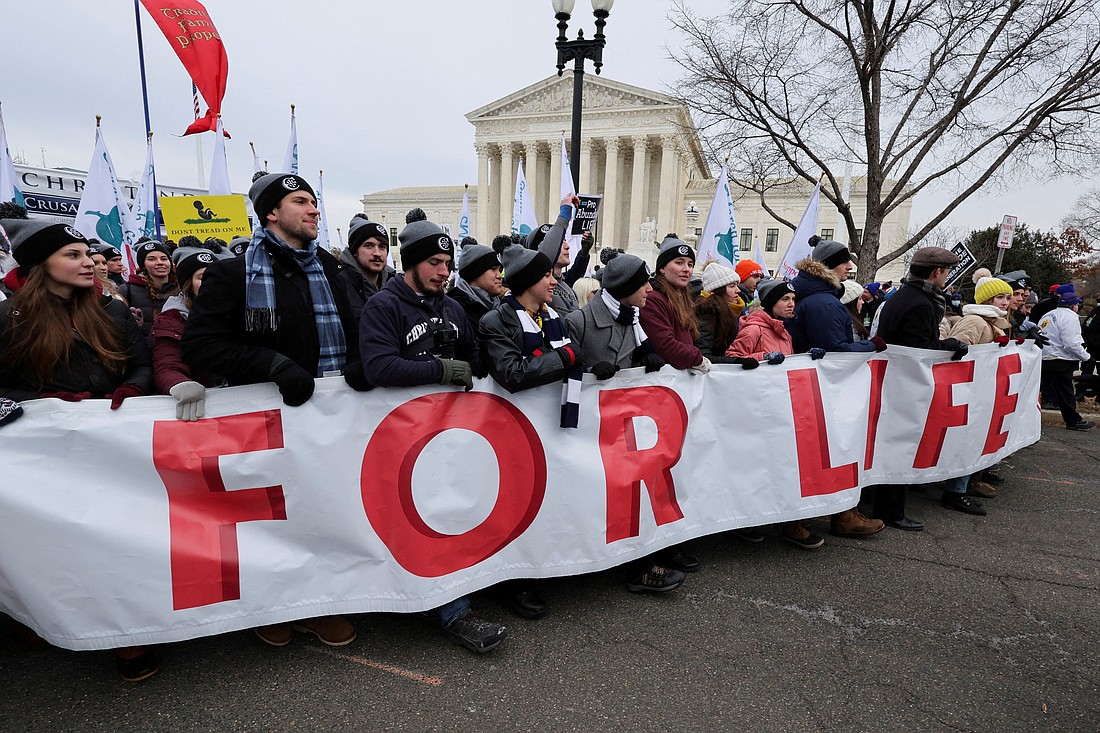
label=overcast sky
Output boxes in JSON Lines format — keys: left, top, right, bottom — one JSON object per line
{"left": 2, "top": 1, "right": 1085, "bottom": 242}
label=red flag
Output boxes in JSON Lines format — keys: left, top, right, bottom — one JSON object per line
{"left": 140, "top": 0, "right": 229, "bottom": 136}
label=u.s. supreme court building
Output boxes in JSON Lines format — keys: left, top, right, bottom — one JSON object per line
{"left": 361, "top": 73, "right": 913, "bottom": 279}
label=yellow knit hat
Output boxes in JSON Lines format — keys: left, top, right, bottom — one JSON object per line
{"left": 974, "top": 276, "right": 1014, "bottom": 305}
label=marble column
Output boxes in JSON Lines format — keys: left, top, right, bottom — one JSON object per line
{"left": 499, "top": 143, "right": 515, "bottom": 235}
{"left": 628, "top": 136, "right": 649, "bottom": 246}
{"left": 475, "top": 143, "right": 490, "bottom": 244}
{"left": 601, "top": 137, "right": 622, "bottom": 248}
{"left": 524, "top": 142, "right": 540, "bottom": 222}
{"left": 490, "top": 145, "right": 503, "bottom": 239}
{"left": 656, "top": 134, "right": 681, "bottom": 243}
{"left": 578, "top": 139, "right": 594, "bottom": 195}
{"left": 548, "top": 137, "right": 563, "bottom": 215}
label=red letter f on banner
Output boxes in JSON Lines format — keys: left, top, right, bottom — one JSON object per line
{"left": 153, "top": 411, "right": 287, "bottom": 610}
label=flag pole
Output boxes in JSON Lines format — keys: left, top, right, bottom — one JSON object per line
{"left": 133, "top": 1, "right": 161, "bottom": 239}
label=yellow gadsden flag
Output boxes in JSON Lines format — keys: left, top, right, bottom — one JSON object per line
{"left": 159, "top": 195, "right": 251, "bottom": 241}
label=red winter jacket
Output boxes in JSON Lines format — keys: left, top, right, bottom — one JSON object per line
{"left": 638, "top": 286, "right": 704, "bottom": 370}
{"left": 726, "top": 309, "right": 793, "bottom": 360}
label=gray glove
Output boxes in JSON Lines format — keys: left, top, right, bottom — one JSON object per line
{"left": 169, "top": 380, "right": 206, "bottom": 421}
{"left": 437, "top": 358, "right": 474, "bottom": 392}
{"left": 689, "top": 356, "right": 713, "bottom": 375}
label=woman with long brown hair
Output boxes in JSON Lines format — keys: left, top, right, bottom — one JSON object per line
{"left": 0, "top": 210, "right": 156, "bottom": 682}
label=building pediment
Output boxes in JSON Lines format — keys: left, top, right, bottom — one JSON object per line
{"left": 466, "top": 74, "right": 677, "bottom": 121}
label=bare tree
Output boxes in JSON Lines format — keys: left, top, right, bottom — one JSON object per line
{"left": 1062, "top": 187, "right": 1100, "bottom": 245}
{"left": 670, "top": 0, "right": 1100, "bottom": 278}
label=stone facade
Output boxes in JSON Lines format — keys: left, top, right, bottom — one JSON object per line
{"left": 361, "top": 73, "right": 913, "bottom": 281}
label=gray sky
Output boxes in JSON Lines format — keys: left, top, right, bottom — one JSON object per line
{"left": 2, "top": 1, "right": 1085, "bottom": 241}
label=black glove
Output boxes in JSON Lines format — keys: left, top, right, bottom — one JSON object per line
{"left": 590, "top": 361, "right": 620, "bottom": 380}
{"left": 870, "top": 336, "right": 888, "bottom": 352}
{"left": 763, "top": 351, "right": 785, "bottom": 365}
{"left": 437, "top": 358, "right": 474, "bottom": 392}
{"left": 940, "top": 338, "right": 969, "bottom": 361}
{"left": 269, "top": 356, "right": 315, "bottom": 406}
{"left": 1032, "top": 333, "right": 1050, "bottom": 348}
{"left": 735, "top": 357, "right": 759, "bottom": 370}
{"left": 580, "top": 230, "right": 595, "bottom": 254}
{"left": 809, "top": 348, "right": 826, "bottom": 360}
{"left": 343, "top": 363, "right": 374, "bottom": 392}
{"left": 641, "top": 351, "right": 665, "bottom": 373}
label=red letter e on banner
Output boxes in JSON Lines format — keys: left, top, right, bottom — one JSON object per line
{"left": 153, "top": 411, "right": 287, "bottom": 611}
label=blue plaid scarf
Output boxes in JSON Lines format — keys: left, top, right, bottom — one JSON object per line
{"left": 244, "top": 227, "right": 346, "bottom": 376}
{"left": 504, "top": 293, "right": 584, "bottom": 428}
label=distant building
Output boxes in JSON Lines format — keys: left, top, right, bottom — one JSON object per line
{"left": 362, "top": 73, "right": 914, "bottom": 280}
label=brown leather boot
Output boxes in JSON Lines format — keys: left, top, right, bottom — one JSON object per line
{"left": 830, "top": 508, "right": 885, "bottom": 538}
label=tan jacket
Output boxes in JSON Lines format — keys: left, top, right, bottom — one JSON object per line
{"left": 947, "top": 304, "right": 1011, "bottom": 346}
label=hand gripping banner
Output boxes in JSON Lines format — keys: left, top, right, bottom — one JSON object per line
{"left": 0, "top": 344, "right": 1041, "bottom": 650}
{"left": 140, "top": 0, "right": 229, "bottom": 136}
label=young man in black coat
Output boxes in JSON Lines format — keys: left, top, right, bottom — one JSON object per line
{"left": 872, "top": 246, "right": 980, "bottom": 524}
{"left": 181, "top": 173, "right": 367, "bottom": 649}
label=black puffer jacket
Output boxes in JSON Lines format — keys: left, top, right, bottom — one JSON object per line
{"left": 118, "top": 273, "right": 180, "bottom": 341}
{"left": 0, "top": 297, "right": 152, "bottom": 401}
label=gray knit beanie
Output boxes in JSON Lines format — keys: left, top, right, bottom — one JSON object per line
{"left": 655, "top": 233, "right": 695, "bottom": 272}
{"left": 502, "top": 245, "right": 552, "bottom": 294}
{"left": 602, "top": 253, "right": 650, "bottom": 301}
{"left": 398, "top": 219, "right": 454, "bottom": 269}
{"left": 348, "top": 217, "right": 388, "bottom": 253}
{"left": 458, "top": 244, "right": 502, "bottom": 282}
{"left": 808, "top": 236, "right": 851, "bottom": 269}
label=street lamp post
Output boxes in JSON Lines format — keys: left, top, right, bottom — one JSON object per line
{"left": 553, "top": 0, "right": 614, "bottom": 193}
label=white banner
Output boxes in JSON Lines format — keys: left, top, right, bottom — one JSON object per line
{"left": 0, "top": 344, "right": 1041, "bottom": 650}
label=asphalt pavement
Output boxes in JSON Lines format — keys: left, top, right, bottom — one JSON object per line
{"left": 2, "top": 420, "right": 1098, "bottom": 733}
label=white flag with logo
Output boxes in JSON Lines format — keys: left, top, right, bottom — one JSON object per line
{"left": 315, "top": 171, "right": 331, "bottom": 250}
{"left": 560, "top": 133, "right": 583, "bottom": 268}
{"left": 208, "top": 117, "right": 232, "bottom": 196}
{"left": 777, "top": 181, "right": 821, "bottom": 281}
{"left": 0, "top": 105, "right": 24, "bottom": 207}
{"left": 282, "top": 108, "right": 298, "bottom": 175}
{"left": 696, "top": 165, "right": 739, "bottom": 269}
{"left": 75, "top": 125, "right": 141, "bottom": 274}
{"left": 512, "top": 161, "right": 538, "bottom": 238}
{"left": 132, "top": 136, "right": 159, "bottom": 240}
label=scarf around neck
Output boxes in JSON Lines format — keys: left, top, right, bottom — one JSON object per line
{"left": 504, "top": 293, "right": 583, "bottom": 428}
{"left": 600, "top": 288, "right": 655, "bottom": 357}
{"left": 244, "top": 227, "right": 346, "bottom": 377}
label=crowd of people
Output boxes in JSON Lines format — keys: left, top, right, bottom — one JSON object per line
{"left": 0, "top": 174, "right": 1094, "bottom": 682}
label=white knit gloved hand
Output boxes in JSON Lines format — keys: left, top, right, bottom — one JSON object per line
{"left": 689, "top": 356, "right": 712, "bottom": 375}
{"left": 169, "top": 381, "right": 206, "bottom": 421}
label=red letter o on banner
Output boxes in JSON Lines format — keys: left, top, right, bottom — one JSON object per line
{"left": 361, "top": 393, "right": 546, "bottom": 578}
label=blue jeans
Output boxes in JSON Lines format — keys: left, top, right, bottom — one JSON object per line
{"left": 436, "top": 596, "right": 470, "bottom": 628}
{"left": 945, "top": 474, "right": 971, "bottom": 495}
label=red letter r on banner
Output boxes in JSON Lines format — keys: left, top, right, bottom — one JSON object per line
{"left": 598, "top": 386, "right": 688, "bottom": 544}
{"left": 153, "top": 411, "right": 288, "bottom": 611}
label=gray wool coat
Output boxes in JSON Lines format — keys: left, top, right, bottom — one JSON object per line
{"left": 565, "top": 293, "right": 642, "bottom": 370}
